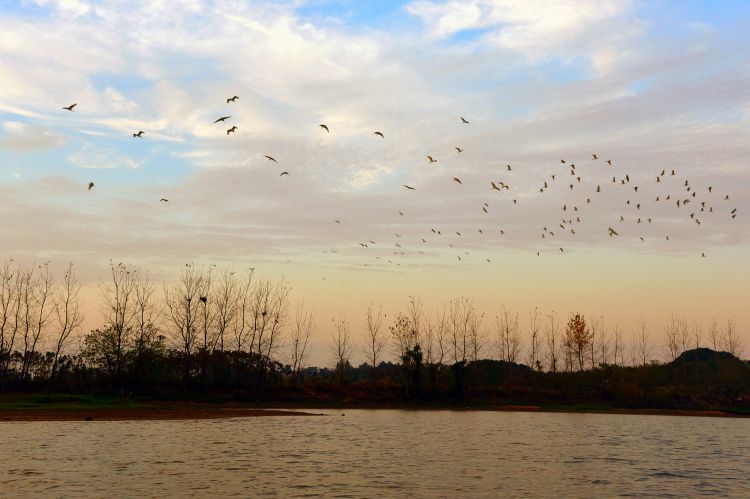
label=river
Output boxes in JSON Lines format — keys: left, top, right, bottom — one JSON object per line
{"left": 1, "top": 410, "right": 748, "bottom": 497}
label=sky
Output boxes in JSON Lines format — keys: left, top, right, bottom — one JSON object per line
{"left": 0, "top": 0, "right": 749, "bottom": 365}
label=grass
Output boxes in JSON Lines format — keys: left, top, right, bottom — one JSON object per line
{"left": 0, "top": 393, "right": 156, "bottom": 412}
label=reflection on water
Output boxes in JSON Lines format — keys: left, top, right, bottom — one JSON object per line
{"left": 1, "top": 410, "right": 748, "bottom": 497}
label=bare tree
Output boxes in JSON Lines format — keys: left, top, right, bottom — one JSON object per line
{"left": 197, "top": 265, "right": 217, "bottom": 357}
{"left": 433, "top": 304, "right": 448, "bottom": 367}
{"left": 99, "top": 261, "right": 139, "bottom": 381}
{"left": 231, "top": 268, "right": 255, "bottom": 352}
{"left": 163, "top": 264, "right": 203, "bottom": 384}
{"left": 363, "top": 303, "right": 387, "bottom": 369}
{"left": 0, "top": 260, "right": 18, "bottom": 383}
{"left": 496, "top": 306, "right": 522, "bottom": 364}
{"left": 691, "top": 320, "right": 702, "bottom": 351}
{"left": 612, "top": 324, "right": 624, "bottom": 366}
{"left": 633, "top": 319, "right": 651, "bottom": 366}
{"left": 545, "top": 311, "right": 560, "bottom": 372}
{"left": 448, "top": 298, "right": 480, "bottom": 364}
{"left": 708, "top": 318, "right": 720, "bottom": 351}
{"left": 250, "top": 276, "right": 290, "bottom": 374}
{"left": 722, "top": 319, "right": 744, "bottom": 358}
{"left": 598, "top": 321, "right": 611, "bottom": 366}
{"left": 331, "top": 315, "right": 352, "bottom": 379}
{"left": 664, "top": 315, "right": 687, "bottom": 361}
{"left": 589, "top": 315, "right": 603, "bottom": 369}
{"left": 528, "top": 307, "right": 542, "bottom": 370}
{"left": 21, "top": 262, "right": 54, "bottom": 381}
{"left": 406, "top": 296, "right": 423, "bottom": 349}
{"left": 289, "top": 303, "right": 315, "bottom": 375}
{"left": 51, "top": 262, "right": 84, "bottom": 379}
{"left": 214, "top": 268, "right": 239, "bottom": 352}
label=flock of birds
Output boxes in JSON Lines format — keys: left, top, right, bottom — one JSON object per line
{"left": 61, "top": 98, "right": 738, "bottom": 265}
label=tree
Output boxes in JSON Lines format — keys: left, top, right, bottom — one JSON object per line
{"left": 249, "top": 276, "right": 290, "bottom": 378}
{"left": 390, "top": 312, "right": 414, "bottom": 360}
{"left": 496, "top": 306, "right": 522, "bottom": 364}
{"left": 708, "top": 318, "right": 720, "bottom": 351}
{"left": 363, "top": 304, "right": 387, "bottom": 371}
{"left": 633, "top": 319, "right": 651, "bottom": 366}
{"left": 528, "top": 307, "right": 542, "bottom": 370}
{"left": 564, "top": 313, "right": 590, "bottom": 371}
{"left": 612, "top": 324, "right": 624, "bottom": 366}
{"left": 99, "top": 261, "right": 139, "bottom": 382}
{"left": 722, "top": 319, "right": 743, "bottom": 358}
{"left": 289, "top": 303, "right": 315, "bottom": 375}
{"left": 21, "top": 262, "right": 54, "bottom": 381}
{"left": 664, "top": 315, "right": 687, "bottom": 362}
{"left": 51, "top": 262, "right": 84, "bottom": 380}
{"left": 330, "top": 315, "right": 352, "bottom": 381}
{"left": 545, "top": 311, "right": 560, "bottom": 372}
{"left": 163, "top": 264, "right": 203, "bottom": 385}
{"left": 132, "top": 270, "right": 160, "bottom": 383}
{"left": 230, "top": 268, "right": 255, "bottom": 352}
{"left": 214, "top": 268, "right": 239, "bottom": 352}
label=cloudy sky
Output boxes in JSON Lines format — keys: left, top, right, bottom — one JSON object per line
{"left": 1, "top": 0, "right": 748, "bottom": 363}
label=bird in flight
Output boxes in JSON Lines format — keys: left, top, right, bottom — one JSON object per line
{"left": 87, "top": 182, "right": 95, "bottom": 191}
{"left": 427, "top": 155, "right": 437, "bottom": 163}
{"left": 200, "top": 296, "right": 208, "bottom": 303}
{"left": 453, "top": 177, "right": 462, "bottom": 185}
{"left": 399, "top": 211, "right": 405, "bottom": 216}
{"left": 455, "top": 147, "right": 463, "bottom": 153}
{"left": 374, "top": 131, "right": 384, "bottom": 138}
{"left": 227, "top": 126, "right": 238, "bottom": 135}
{"left": 227, "top": 96, "right": 239, "bottom": 103}
{"left": 592, "top": 154, "right": 598, "bottom": 160}
{"left": 213, "top": 116, "right": 231, "bottom": 124}
{"left": 160, "top": 198, "right": 169, "bottom": 203}
{"left": 264, "top": 155, "right": 277, "bottom": 163}
{"left": 319, "top": 124, "right": 329, "bottom": 133}
{"left": 403, "top": 185, "right": 415, "bottom": 190}
{"left": 62, "top": 103, "right": 77, "bottom": 112}
{"left": 460, "top": 116, "right": 469, "bottom": 124}
{"left": 280, "top": 171, "right": 290, "bottom": 176}
{"left": 133, "top": 131, "right": 145, "bottom": 138}
{"left": 506, "top": 164, "right": 512, "bottom": 171}
{"left": 335, "top": 220, "right": 341, "bottom": 224}
{"left": 608, "top": 227, "right": 619, "bottom": 237}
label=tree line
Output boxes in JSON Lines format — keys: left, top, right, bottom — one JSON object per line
{"left": 0, "top": 260, "right": 746, "bottom": 407}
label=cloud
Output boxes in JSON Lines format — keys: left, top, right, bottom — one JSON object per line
{"left": 0, "top": 121, "right": 65, "bottom": 151}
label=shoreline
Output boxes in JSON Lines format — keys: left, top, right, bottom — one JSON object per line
{"left": 0, "top": 403, "right": 747, "bottom": 421}
{"left": 0, "top": 406, "right": 321, "bottom": 422}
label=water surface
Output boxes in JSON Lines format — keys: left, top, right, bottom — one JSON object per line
{"left": 1, "top": 410, "right": 748, "bottom": 497}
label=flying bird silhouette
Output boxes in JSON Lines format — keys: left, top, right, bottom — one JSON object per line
{"left": 133, "top": 131, "right": 144, "bottom": 138}
{"left": 227, "top": 126, "right": 238, "bottom": 135}
{"left": 227, "top": 96, "right": 239, "bottom": 103}
{"left": 87, "top": 182, "right": 95, "bottom": 191}
{"left": 319, "top": 124, "right": 329, "bottom": 133}
{"left": 460, "top": 116, "right": 469, "bottom": 124}
{"left": 374, "top": 131, "right": 384, "bottom": 138}
{"left": 280, "top": 171, "right": 289, "bottom": 176}
{"left": 427, "top": 155, "right": 437, "bottom": 163}
{"left": 160, "top": 198, "right": 169, "bottom": 203}
{"left": 453, "top": 177, "right": 462, "bottom": 184}
{"left": 264, "top": 155, "right": 277, "bottom": 163}
{"left": 213, "top": 116, "right": 231, "bottom": 123}
{"left": 403, "top": 185, "right": 415, "bottom": 190}
{"left": 455, "top": 147, "right": 463, "bottom": 153}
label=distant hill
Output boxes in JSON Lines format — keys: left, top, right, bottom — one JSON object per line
{"left": 671, "top": 348, "right": 744, "bottom": 366}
